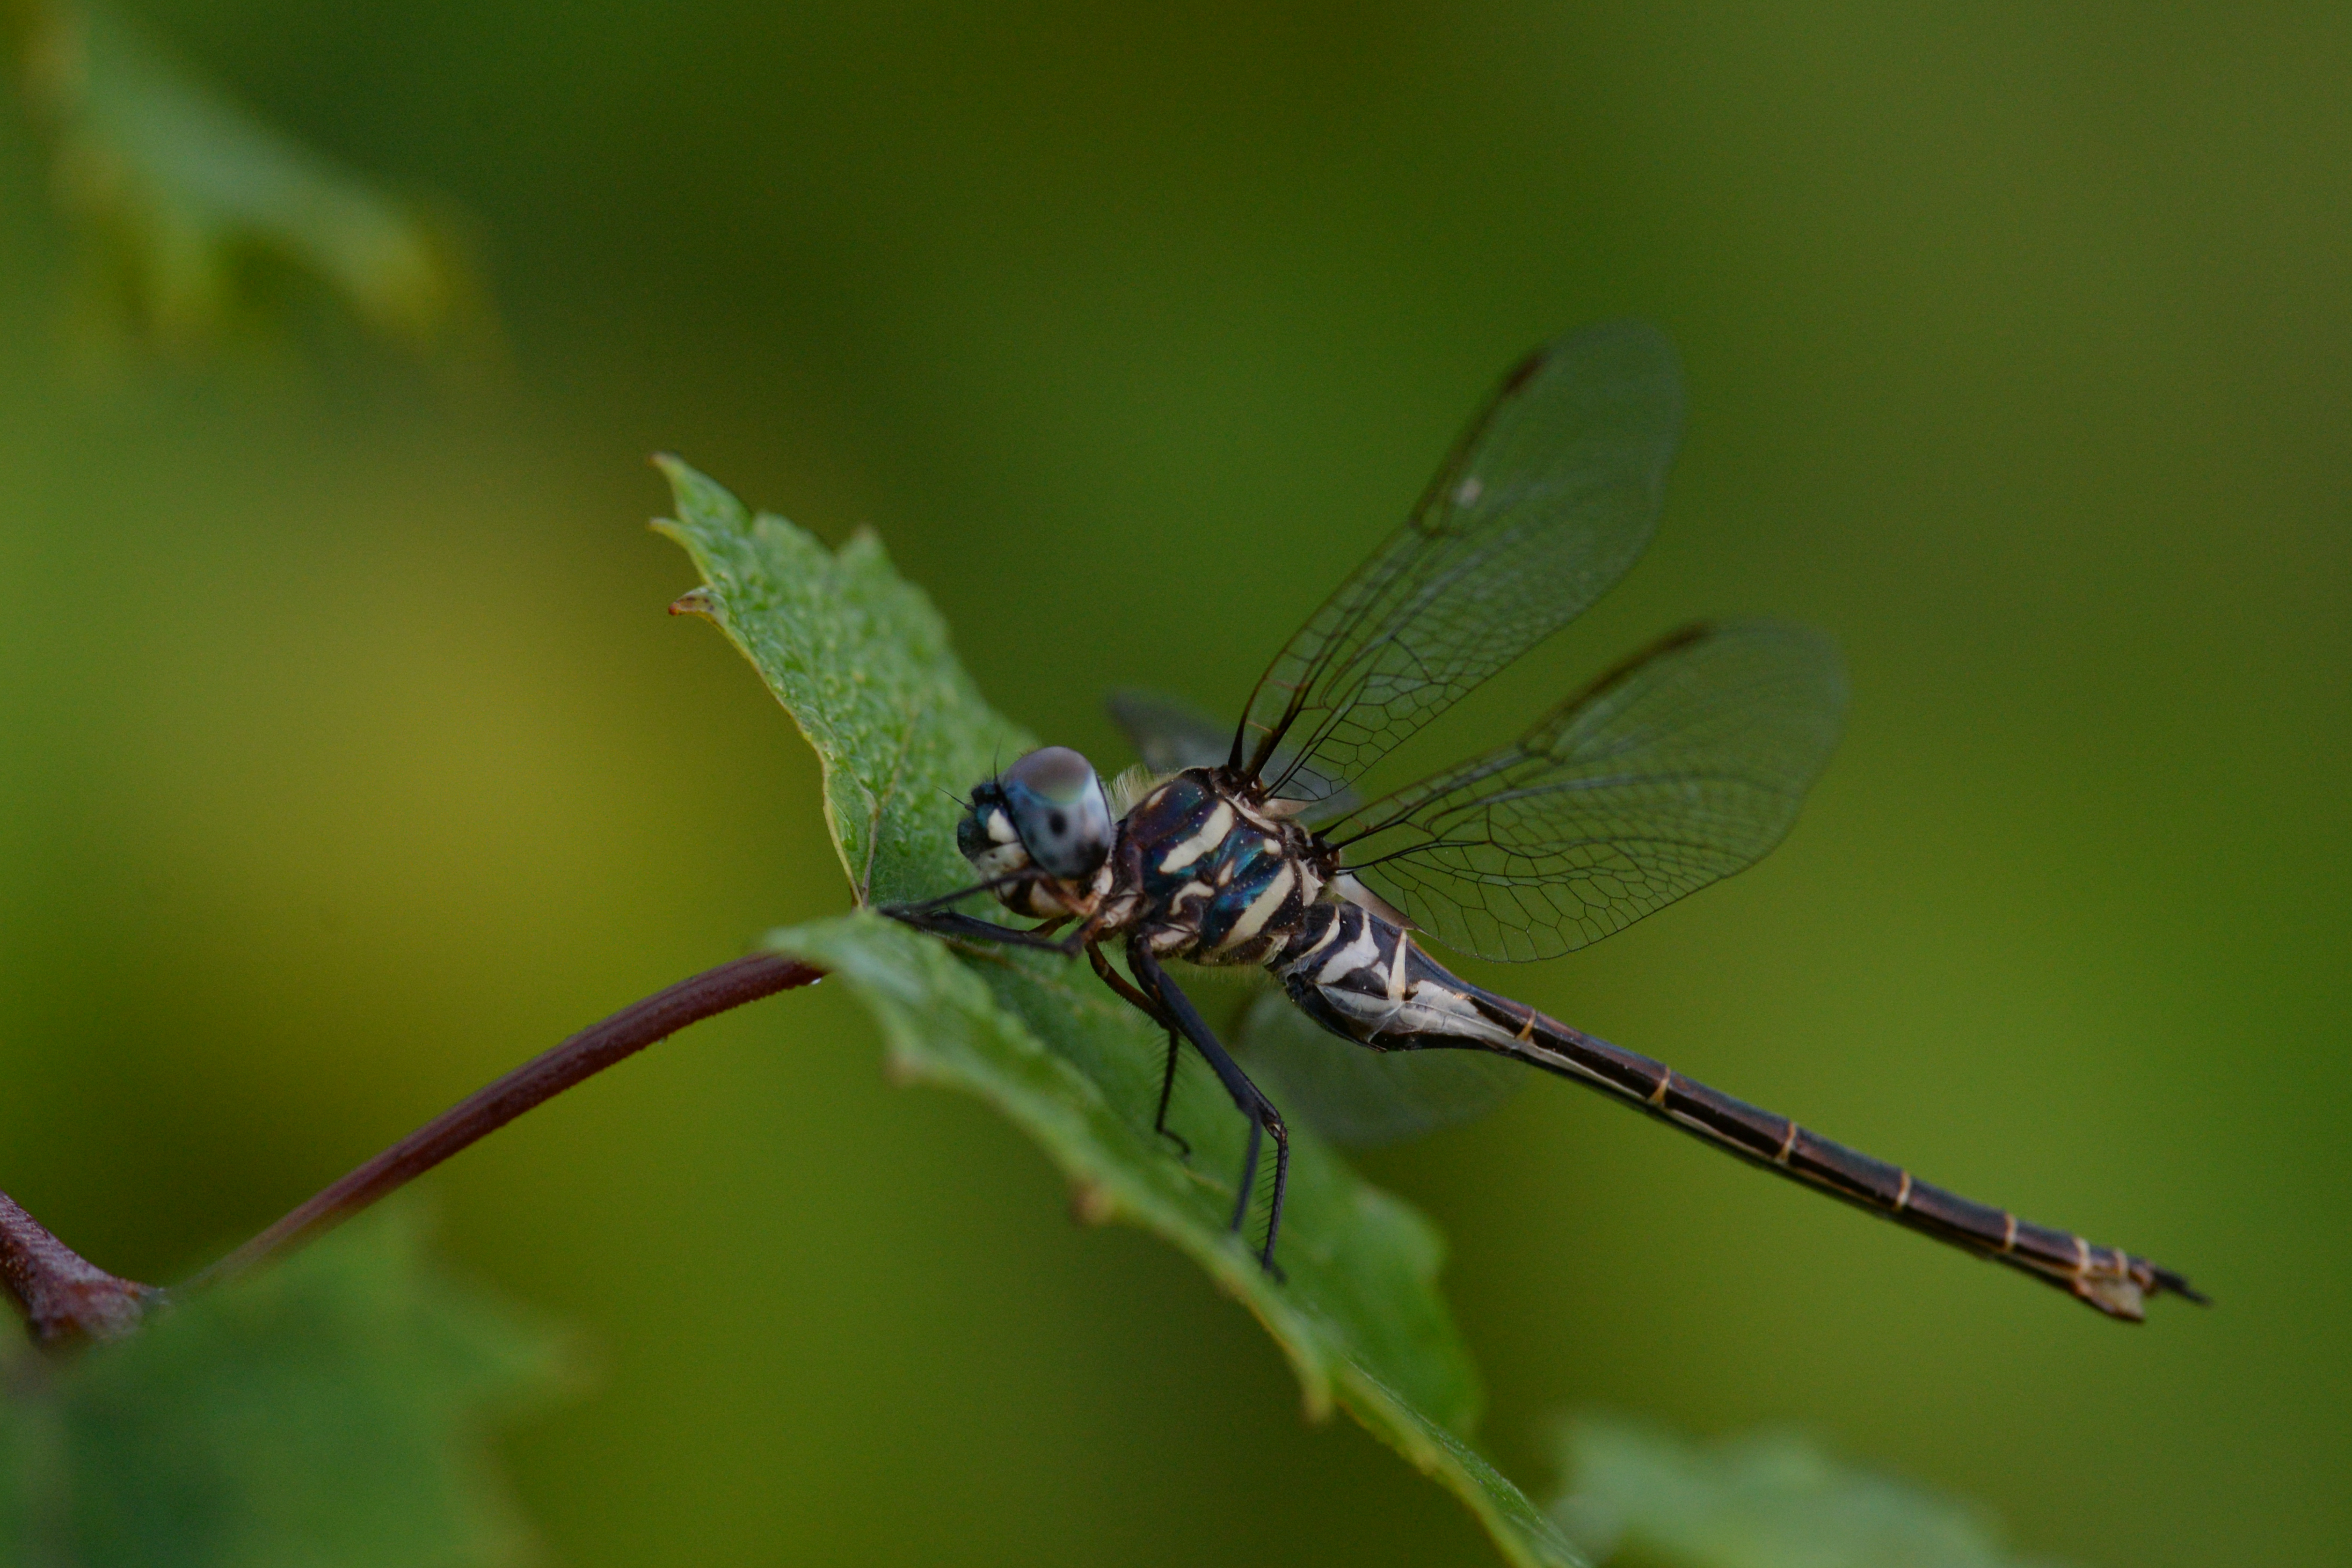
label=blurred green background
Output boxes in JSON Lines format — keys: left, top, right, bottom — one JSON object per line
{"left": 2, "top": 3, "right": 2345, "bottom": 1564}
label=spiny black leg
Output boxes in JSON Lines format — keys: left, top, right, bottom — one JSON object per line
{"left": 887, "top": 880, "right": 1001, "bottom": 916}
{"left": 1232, "top": 1107, "right": 1287, "bottom": 1277}
{"left": 883, "top": 872, "right": 1090, "bottom": 954}
{"left": 1153, "top": 1032, "right": 1192, "bottom": 1158}
{"left": 1128, "top": 939, "right": 1291, "bottom": 1277}
{"left": 1083, "top": 944, "right": 1193, "bottom": 1158}
{"left": 884, "top": 906, "right": 1086, "bottom": 956}
{"left": 1230, "top": 1116, "right": 1262, "bottom": 1233}
{"left": 1259, "top": 1112, "right": 1289, "bottom": 1278}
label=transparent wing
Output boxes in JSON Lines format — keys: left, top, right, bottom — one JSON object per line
{"left": 1234, "top": 989, "right": 1525, "bottom": 1147}
{"left": 1234, "top": 321, "right": 1685, "bottom": 805}
{"left": 1108, "top": 688, "right": 1364, "bottom": 818}
{"left": 1318, "top": 622, "right": 1847, "bottom": 963}
{"left": 1106, "top": 689, "right": 1234, "bottom": 774}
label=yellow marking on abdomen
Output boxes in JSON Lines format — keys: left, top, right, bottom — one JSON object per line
{"left": 1385, "top": 931, "right": 1413, "bottom": 1002}
{"left": 1286, "top": 913, "right": 1343, "bottom": 971}
{"left": 1315, "top": 922, "right": 1381, "bottom": 985}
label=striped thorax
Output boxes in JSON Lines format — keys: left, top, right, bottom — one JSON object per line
{"left": 1119, "top": 768, "right": 1330, "bottom": 965}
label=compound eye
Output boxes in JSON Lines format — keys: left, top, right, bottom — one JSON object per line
{"left": 999, "top": 746, "right": 1113, "bottom": 880}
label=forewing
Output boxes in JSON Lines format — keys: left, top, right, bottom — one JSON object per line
{"left": 1106, "top": 688, "right": 1235, "bottom": 774}
{"left": 1235, "top": 322, "right": 1684, "bottom": 805}
{"left": 1319, "top": 622, "right": 1846, "bottom": 962}
{"left": 1235, "top": 989, "right": 1526, "bottom": 1147}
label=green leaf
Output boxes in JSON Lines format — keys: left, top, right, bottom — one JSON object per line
{"left": 656, "top": 458, "right": 1583, "bottom": 1568}
{"left": 1548, "top": 1415, "right": 2069, "bottom": 1568}
{"left": 653, "top": 456, "right": 1007, "bottom": 909}
{"left": 0, "top": 1207, "right": 560, "bottom": 1567}
{"left": 5, "top": 0, "right": 478, "bottom": 350}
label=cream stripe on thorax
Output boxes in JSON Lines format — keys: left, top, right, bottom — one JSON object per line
{"left": 1217, "top": 864, "right": 1296, "bottom": 950}
{"left": 1157, "top": 802, "right": 1234, "bottom": 873}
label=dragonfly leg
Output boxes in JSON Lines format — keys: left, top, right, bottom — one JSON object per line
{"left": 1084, "top": 944, "right": 1192, "bottom": 1158}
{"left": 1152, "top": 1033, "right": 1192, "bottom": 1159}
{"left": 886, "top": 879, "right": 1003, "bottom": 916}
{"left": 1233, "top": 1117, "right": 1262, "bottom": 1231}
{"left": 1130, "top": 939, "right": 1290, "bottom": 1275}
{"left": 880, "top": 871, "right": 1096, "bottom": 954}
{"left": 882, "top": 903, "right": 1086, "bottom": 956}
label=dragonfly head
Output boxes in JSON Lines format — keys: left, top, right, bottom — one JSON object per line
{"left": 958, "top": 746, "right": 1115, "bottom": 887}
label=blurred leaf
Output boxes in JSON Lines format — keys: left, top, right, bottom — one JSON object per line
{"left": 656, "top": 459, "right": 1583, "bottom": 1568}
{"left": 4, "top": 0, "right": 479, "bottom": 350}
{"left": 1549, "top": 1416, "right": 2067, "bottom": 1568}
{"left": 0, "top": 1207, "right": 559, "bottom": 1567}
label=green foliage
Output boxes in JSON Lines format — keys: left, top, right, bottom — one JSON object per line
{"left": 1549, "top": 1416, "right": 2066, "bottom": 1568}
{"left": 656, "top": 458, "right": 1583, "bottom": 1568}
{"left": 3, "top": 0, "right": 477, "bottom": 349}
{"left": 0, "top": 1209, "right": 559, "bottom": 1567}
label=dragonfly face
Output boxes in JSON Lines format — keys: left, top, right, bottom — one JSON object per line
{"left": 956, "top": 745, "right": 1117, "bottom": 917}
{"left": 897, "top": 320, "right": 2199, "bottom": 1319}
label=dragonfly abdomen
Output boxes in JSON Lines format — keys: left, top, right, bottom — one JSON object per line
{"left": 1270, "top": 902, "right": 2201, "bottom": 1321}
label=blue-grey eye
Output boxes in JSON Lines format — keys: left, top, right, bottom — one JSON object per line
{"left": 997, "top": 746, "right": 1113, "bottom": 880}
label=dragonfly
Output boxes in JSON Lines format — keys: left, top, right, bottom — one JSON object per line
{"left": 886, "top": 321, "right": 2202, "bottom": 1322}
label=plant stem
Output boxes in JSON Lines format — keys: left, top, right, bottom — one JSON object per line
{"left": 4, "top": 949, "right": 822, "bottom": 1341}
{"left": 0, "top": 1190, "right": 152, "bottom": 1343}
{"left": 192, "top": 951, "right": 821, "bottom": 1289}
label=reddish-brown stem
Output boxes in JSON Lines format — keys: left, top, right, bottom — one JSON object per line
{"left": 192, "top": 951, "right": 822, "bottom": 1289}
{"left": 0, "top": 1189, "right": 152, "bottom": 1343}
{"left": 3, "top": 950, "right": 822, "bottom": 1341}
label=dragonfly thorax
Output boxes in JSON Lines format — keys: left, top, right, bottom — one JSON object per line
{"left": 1120, "top": 768, "right": 1331, "bottom": 967}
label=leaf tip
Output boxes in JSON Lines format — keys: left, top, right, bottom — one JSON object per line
{"left": 650, "top": 454, "right": 750, "bottom": 535}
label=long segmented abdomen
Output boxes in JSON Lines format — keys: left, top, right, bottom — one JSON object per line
{"left": 1271, "top": 903, "right": 2202, "bottom": 1321}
